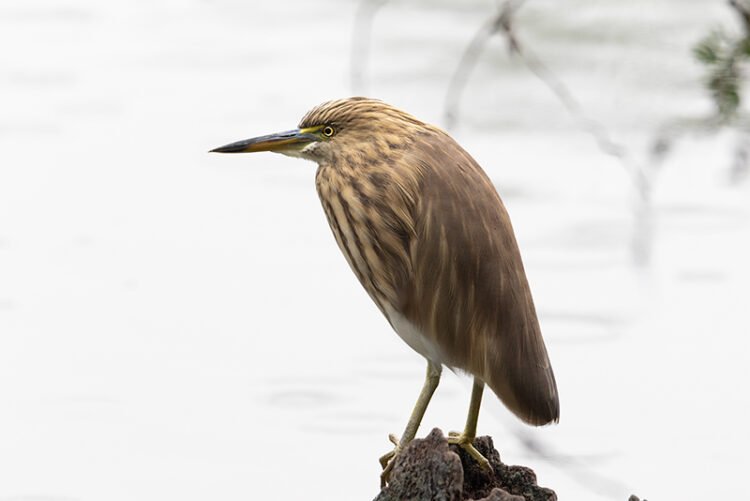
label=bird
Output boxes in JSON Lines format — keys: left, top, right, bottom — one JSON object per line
{"left": 211, "top": 97, "right": 559, "bottom": 485}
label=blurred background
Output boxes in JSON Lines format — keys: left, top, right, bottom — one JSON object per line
{"left": 1, "top": 0, "right": 749, "bottom": 499}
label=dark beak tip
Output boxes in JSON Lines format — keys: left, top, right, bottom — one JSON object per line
{"left": 210, "top": 129, "right": 314, "bottom": 155}
{"left": 210, "top": 144, "right": 243, "bottom": 154}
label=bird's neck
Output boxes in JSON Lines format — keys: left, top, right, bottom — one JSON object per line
{"left": 314, "top": 159, "right": 419, "bottom": 320}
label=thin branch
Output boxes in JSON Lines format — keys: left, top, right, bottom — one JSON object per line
{"left": 444, "top": 1, "right": 649, "bottom": 196}
{"left": 505, "top": 32, "right": 628, "bottom": 161}
{"left": 444, "top": 0, "right": 526, "bottom": 129}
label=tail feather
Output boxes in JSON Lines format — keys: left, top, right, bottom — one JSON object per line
{"left": 485, "top": 346, "right": 560, "bottom": 426}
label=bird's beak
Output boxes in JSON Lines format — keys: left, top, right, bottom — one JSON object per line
{"left": 209, "top": 127, "right": 319, "bottom": 154}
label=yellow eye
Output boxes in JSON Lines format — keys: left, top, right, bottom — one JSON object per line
{"left": 322, "top": 126, "right": 335, "bottom": 137}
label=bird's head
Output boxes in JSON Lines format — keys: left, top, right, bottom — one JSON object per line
{"left": 210, "top": 97, "right": 428, "bottom": 164}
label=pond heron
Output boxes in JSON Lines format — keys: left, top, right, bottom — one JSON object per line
{"left": 211, "top": 97, "right": 559, "bottom": 485}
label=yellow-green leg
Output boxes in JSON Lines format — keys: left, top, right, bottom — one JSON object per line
{"left": 379, "top": 360, "right": 442, "bottom": 486}
{"left": 448, "top": 377, "right": 492, "bottom": 470}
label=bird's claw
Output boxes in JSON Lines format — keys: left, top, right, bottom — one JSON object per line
{"left": 448, "top": 432, "right": 492, "bottom": 471}
{"left": 379, "top": 433, "right": 402, "bottom": 487}
{"left": 388, "top": 433, "right": 400, "bottom": 447}
{"left": 378, "top": 433, "right": 400, "bottom": 467}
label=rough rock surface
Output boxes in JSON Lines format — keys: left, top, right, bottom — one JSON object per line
{"left": 374, "top": 428, "right": 556, "bottom": 501}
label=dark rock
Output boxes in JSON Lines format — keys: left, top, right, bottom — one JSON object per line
{"left": 375, "top": 428, "right": 463, "bottom": 501}
{"left": 374, "top": 428, "right": 556, "bottom": 501}
{"left": 475, "top": 488, "right": 525, "bottom": 501}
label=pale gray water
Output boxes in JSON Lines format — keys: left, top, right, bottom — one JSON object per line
{"left": 1, "top": 1, "right": 749, "bottom": 500}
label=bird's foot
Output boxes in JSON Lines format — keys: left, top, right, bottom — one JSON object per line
{"left": 378, "top": 433, "right": 401, "bottom": 487}
{"left": 448, "top": 431, "right": 492, "bottom": 471}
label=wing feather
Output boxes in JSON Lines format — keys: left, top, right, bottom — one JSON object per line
{"left": 400, "top": 131, "right": 559, "bottom": 425}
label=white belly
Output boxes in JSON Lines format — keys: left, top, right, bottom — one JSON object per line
{"left": 384, "top": 304, "right": 444, "bottom": 364}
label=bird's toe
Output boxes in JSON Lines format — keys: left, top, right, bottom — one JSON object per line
{"left": 448, "top": 433, "right": 493, "bottom": 472}
{"left": 378, "top": 433, "right": 403, "bottom": 486}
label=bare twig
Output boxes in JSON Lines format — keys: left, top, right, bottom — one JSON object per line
{"left": 444, "top": 0, "right": 648, "bottom": 197}
{"left": 443, "top": 1, "right": 659, "bottom": 266}
{"left": 444, "top": 0, "right": 526, "bottom": 129}
{"left": 501, "top": 16, "right": 629, "bottom": 162}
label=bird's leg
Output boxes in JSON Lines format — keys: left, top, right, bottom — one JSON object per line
{"left": 379, "top": 360, "right": 442, "bottom": 486}
{"left": 448, "top": 377, "right": 492, "bottom": 471}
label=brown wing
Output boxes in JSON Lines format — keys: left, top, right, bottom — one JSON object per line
{"left": 400, "top": 130, "right": 559, "bottom": 426}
